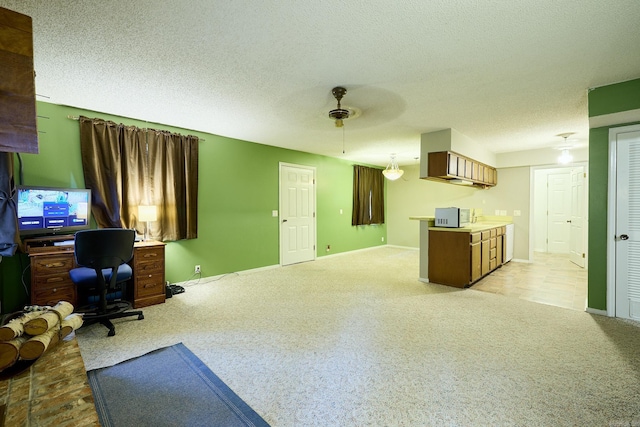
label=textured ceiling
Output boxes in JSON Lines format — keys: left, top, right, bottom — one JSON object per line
{"left": 2, "top": 0, "right": 640, "bottom": 166}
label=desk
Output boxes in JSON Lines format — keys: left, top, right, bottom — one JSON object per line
{"left": 25, "top": 236, "right": 166, "bottom": 309}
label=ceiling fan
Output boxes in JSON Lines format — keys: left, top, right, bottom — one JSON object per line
{"left": 328, "top": 86, "right": 350, "bottom": 127}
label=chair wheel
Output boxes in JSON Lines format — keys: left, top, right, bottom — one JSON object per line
{"left": 108, "top": 329, "right": 116, "bottom": 337}
{"left": 138, "top": 314, "right": 144, "bottom": 320}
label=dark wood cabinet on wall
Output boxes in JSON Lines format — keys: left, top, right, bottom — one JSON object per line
{"left": 426, "top": 151, "right": 497, "bottom": 188}
{"left": 0, "top": 7, "right": 38, "bottom": 154}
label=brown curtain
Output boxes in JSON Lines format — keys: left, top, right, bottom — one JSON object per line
{"left": 352, "top": 165, "right": 385, "bottom": 226}
{"left": 79, "top": 116, "right": 198, "bottom": 241}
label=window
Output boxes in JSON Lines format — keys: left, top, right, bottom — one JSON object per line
{"left": 352, "top": 165, "right": 384, "bottom": 226}
{"left": 79, "top": 116, "right": 198, "bottom": 241}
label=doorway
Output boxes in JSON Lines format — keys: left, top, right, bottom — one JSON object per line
{"left": 532, "top": 164, "right": 587, "bottom": 267}
{"left": 279, "top": 163, "right": 316, "bottom": 266}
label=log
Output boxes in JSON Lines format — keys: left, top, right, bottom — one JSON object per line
{"left": 0, "top": 337, "right": 27, "bottom": 370}
{"left": 24, "top": 301, "right": 74, "bottom": 336}
{"left": 19, "top": 327, "right": 60, "bottom": 360}
{"left": 60, "top": 314, "right": 84, "bottom": 338}
{"left": 0, "top": 311, "right": 43, "bottom": 341}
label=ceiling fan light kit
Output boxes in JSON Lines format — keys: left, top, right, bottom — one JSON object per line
{"left": 328, "top": 86, "right": 350, "bottom": 127}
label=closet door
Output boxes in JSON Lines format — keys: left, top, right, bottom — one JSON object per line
{"left": 613, "top": 126, "right": 640, "bottom": 320}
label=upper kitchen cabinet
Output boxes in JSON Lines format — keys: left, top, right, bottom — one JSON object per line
{"left": 0, "top": 7, "right": 38, "bottom": 154}
{"left": 426, "top": 151, "right": 497, "bottom": 188}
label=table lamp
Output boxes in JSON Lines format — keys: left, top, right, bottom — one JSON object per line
{"left": 138, "top": 205, "right": 158, "bottom": 241}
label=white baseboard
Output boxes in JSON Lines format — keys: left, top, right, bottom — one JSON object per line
{"left": 585, "top": 307, "right": 609, "bottom": 317}
{"left": 385, "top": 244, "right": 419, "bottom": 250}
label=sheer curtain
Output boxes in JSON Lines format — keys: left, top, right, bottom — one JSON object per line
{"left": 352, "top": 165, "right": 385, "bottom": 226}
{"left": 79, "top": 116, "right": 198, "bottom": 241}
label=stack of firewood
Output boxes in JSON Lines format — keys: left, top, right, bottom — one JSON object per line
{"left": 0, "top": 301, "right": 83, "bottom": 371}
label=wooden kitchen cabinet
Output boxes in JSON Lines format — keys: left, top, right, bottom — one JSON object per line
{"left": 0, "top": 7, "right": 38, "bottom": 153}
{"left": 426, "top": 151, "right": 497, "bottom": 187}
{"left": 428, "top": 225, "right": 508, "bottom": 288}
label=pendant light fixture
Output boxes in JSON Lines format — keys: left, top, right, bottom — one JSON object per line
{"left": 556, "top": 132, "right": 575, "bottom": 164}
{"left": 382, "top": 154, "right": 404, "bottom": 181}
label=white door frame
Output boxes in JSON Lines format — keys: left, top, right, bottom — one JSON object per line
{"left": 529, "top": 163, "right": 588, "bottom": 263}
{"left": 279, "top": 162, "right": 317, "bottom": 266}
{"left": 606, "top": 124, "right": 640, "bottom": 317}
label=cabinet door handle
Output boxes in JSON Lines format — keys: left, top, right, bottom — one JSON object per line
{"left": 620, "top": 234, "right": 629, "bottom": 240}
{"left": 143, "top": 253, "right": 158, "bottom": 258}
{"left": 46, "top": 277, "right": 64, "bottom": 283}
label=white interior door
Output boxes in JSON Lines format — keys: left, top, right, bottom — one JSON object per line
{"left": 280, "top": 163, "right": 316, "bottom": 266}
{"left": 569, "top": 166, "right": 586, "bottom": 267}
{"left": 547, "top": 172, "right": 571, "bottom": 253}
{"left": 613, "top": 128, "right": 640, "bottom": 320}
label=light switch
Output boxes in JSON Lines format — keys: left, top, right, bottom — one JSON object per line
{"left": 340, "top": 209, "right": 343, "bottom": 215}
{"left": 272, "top": 210, "right": 278, "bottom": 217}
{"left": 513, "top": 210, "right": 521, "bottom": 217}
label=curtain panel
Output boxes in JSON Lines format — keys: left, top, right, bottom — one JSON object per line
{"left": 79, "top": 116, "right": 198, "bottom": 241}
{"left": 352, "top": 165, "right": 384, "bottom": 226}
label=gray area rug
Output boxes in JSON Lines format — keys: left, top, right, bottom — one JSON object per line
{"left": 87, "top": 343, "right": 270, "bottom": 427}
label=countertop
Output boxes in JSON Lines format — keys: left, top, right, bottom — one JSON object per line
{"left": 409, "top": 215, "right": 513, "bottom": 233}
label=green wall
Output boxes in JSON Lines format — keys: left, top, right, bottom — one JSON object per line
{"left": 0, "top": 102, "right": 386, "bottom": 313}
{"left": 587, "top": 78, "right": 640, "bottom": 310}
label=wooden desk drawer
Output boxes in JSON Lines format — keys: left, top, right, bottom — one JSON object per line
{"left": 31, "top": 254, "right": 75, "bottom": 274}
{"left": 489, "top": 259, "right": 497, "bottom": 271}
{"left": 490, "top": 237, "right": 497, "bottom": 249}
{"left": 490, "top": 228, "right": 497, "bottom": 238}
{"left": 481, "top": 231, "right": 491, "bottom": 240}
{"left": 136, "top": 275, "right": 164, "bottom": 298}
{"left": 32, "top": 285, "right": 76, "bottom": 307}
{"left": 33, "top": 273, "right": 73, "bottom": 290}
{"left": 490, "top": 248, "right": 497, "bottom": 260}
{"left": 470, "top": 232, "right": 481, "bottom": 244}
{"left": 134, "top": 246, "right": 163, "bottom": 265}
{"left": 135, "top": 259, "right": 164, "bottom": 275}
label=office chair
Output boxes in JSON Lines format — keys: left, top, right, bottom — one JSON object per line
{"left": 69, "top": 228, "right": 144, "bottom": 336}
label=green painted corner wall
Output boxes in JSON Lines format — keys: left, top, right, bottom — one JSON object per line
{"left": 588, "top": 78, "right": 640, "bottom": 117}
{"left": 587, "top": 77, "right": 640, "bottom": 311}
{"left": 0, "top": 102, "right": 386, "bottom": 312}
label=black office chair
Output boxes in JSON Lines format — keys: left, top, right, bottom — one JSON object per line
{"left": 69, "top": 228, "right": 144, "bottom": 336}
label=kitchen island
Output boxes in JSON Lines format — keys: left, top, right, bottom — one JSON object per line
{"left": 410, "top": 216, "right": 513, "bottom": 288}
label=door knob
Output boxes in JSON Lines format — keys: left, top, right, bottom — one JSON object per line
{"left": 620, "top": 234, "right": 629, "bottom": 240}
{"left": 282, "top": 219, "right": 288, "bottom": 223}
{"left": 566, "top": 220, "right": 572, "bottom": 223}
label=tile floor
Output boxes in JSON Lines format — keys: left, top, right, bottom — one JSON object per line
{"left": 471, "top": 252, "right": 588, "bottom": 311}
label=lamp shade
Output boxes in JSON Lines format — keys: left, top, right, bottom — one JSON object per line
{"left": 138, "top": 205, "right": 158, "bottom": 222}
{"left": 382, "top": 168, "right": 404, "bottom": 181}
{"left": 383, "top": 155, "right": 404, "bottom": 181}
{"left": 558, "top": 149, "right": 573, "bottom": 165}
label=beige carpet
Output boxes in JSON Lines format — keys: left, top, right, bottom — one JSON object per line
{"left": 76, "top": 247, "right": 640, "bottom": 426}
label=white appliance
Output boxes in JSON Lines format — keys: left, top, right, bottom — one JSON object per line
{"left": 435, "top": 207, "right": 471, "bottom": 228}
{"left": 505, "top": 223, "right": 514, "bottom": 262}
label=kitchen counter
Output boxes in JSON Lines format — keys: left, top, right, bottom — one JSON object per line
{"left": 409, "top": 215, "right": 513, "bottom": 287}
{"left": 410, "top": 215, "right": 512, "bottom": 232}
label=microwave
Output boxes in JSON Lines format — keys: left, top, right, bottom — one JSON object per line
{"left": 435, "top": 207, "right": 471, "bottom": 228}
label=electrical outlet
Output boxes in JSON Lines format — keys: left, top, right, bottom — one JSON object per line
{"left": 194, "top": 265, "right": 201, "bottom": 274}
{"left": 381, "top": 237, "right": 385, "bottom": 242}
{"left": 326, "top": 244, "right": 331, "bottom": 252}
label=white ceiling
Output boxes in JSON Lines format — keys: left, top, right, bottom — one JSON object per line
{"left": 3, "top": 1, "right": 640, "bottom": 167}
